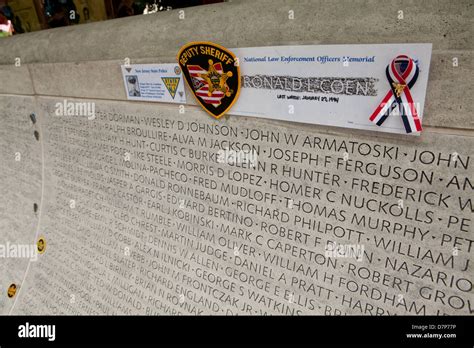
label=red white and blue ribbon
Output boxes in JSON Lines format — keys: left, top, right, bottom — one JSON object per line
{"left": 369, "top": 55, "right": 422, "bottom": 133}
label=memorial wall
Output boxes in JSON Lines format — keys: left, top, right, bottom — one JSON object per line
{"left": 0, "top": 0, "right": 472, "bottom": 316}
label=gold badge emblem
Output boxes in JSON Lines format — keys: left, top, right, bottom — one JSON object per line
{"left": 392, "top": 82, "right": 406, "bottom": 98}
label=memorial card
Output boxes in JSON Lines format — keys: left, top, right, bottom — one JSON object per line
{"left": 121, "top": 64, "right": 187, "bottom": 104}
{"left": 231, "top": 44, "right": 432, "bottom": 135}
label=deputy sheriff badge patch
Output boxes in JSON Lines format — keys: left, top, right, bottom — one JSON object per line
{"left": 177, "top": 42, "right": 240, "bottom": 119}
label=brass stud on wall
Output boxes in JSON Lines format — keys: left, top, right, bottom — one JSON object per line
{"left": 7, "top": 284, "right": 17, "bottom": 298}
{"left": 37, "top": 237, "right": 46, "bottom": 254}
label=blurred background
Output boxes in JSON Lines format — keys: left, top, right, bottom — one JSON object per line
{"left": 0, "top": 0, "right": 224, "bottom": 36}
